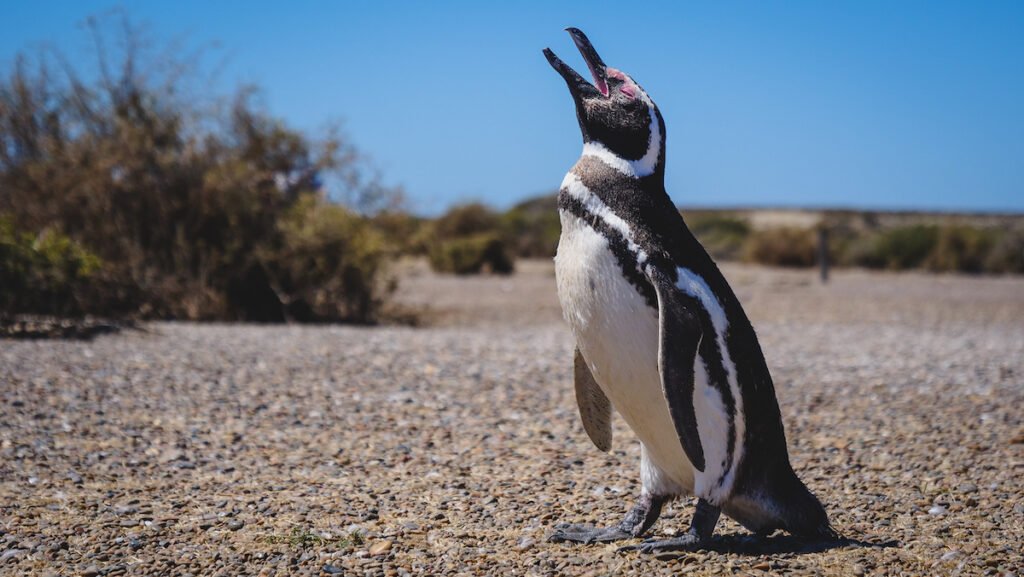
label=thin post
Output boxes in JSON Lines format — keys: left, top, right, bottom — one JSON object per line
{"left": 818, "top": 226, "right": 829, "bottom": 283}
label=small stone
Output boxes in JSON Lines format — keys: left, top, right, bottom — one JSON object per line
{"left": 227, "top": 520, "right": 244, "bottom": 531}
{"left": 81, "top": 567, "right": 101, "bottom": 577}
{"left": 957, "top": 482, "right": 977, "bottom": 493}
{"left": 753, "top": 561, "right": 771, "bottom": 571}
{"left": 516, "top": 537, "right": 535, "bottom": 551}
{"left": 1, "top": 549, "right": 28, "bottom": 561}
{"left": 927, "top": 505, "right": 947, "bottom": 516}
{"left": 940, "top": 550, "right": 960, "bottom": 561}
{"left": 322, "top": 564, "right": 345, "bottom": 574}
{"left": 368, "top": 540, "right": 392, "bottom": 556}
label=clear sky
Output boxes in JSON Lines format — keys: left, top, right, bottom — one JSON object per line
{"left": 2, "top": 1, "right": 1023, "bottom": 214}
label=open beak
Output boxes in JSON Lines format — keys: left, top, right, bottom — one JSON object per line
{"left": 543, "top": 27, "right": 609, "bottom": 98}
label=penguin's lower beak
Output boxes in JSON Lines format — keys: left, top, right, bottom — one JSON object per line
{"left": 543, "top": 27, "right": 609, "bottom": 99}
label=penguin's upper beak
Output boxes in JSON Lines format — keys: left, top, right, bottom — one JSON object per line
{"left": 543, "top": 27, "right": 609, "bottom": 99}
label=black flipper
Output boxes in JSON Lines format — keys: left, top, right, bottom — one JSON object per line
{"left": 574, "top": 348, "right": 613, "bottom": 452}
{"left": 649, "top": 268, "right": 706, "bottom": 472}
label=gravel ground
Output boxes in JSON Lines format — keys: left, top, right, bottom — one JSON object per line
{"left": 2, "top": 261, "right": 1023, "bottom": 576}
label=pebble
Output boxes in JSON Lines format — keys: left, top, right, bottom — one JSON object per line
{"left": 957, "top": 482, "right": 978, "bottom": 493}
{"left": 1, "top": 549, "right": 27, "bottom": 562}
{"left": 368, "top": 541, "right": 392, "bottom": 556}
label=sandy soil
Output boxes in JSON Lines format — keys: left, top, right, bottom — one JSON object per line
{"left": 2, "top": 261, "right": 1022, "bottom": 576}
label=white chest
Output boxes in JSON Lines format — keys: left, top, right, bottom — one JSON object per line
{"left": 554, "top": 211, "right": 697, "bottom": 492}
{"left": 554, "top": 208, "right": 745, "bottom": 502}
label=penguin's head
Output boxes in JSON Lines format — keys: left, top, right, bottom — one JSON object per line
{"left": 544, "top": 28, "right": 664, "bottom": 175}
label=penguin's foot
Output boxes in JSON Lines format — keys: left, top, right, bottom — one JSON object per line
{"left": 548, "top": 523, "right": 632, "bottom": 544}
{"left": 617, "top": 532, "right": 705, "bottom": 553}
{"left": 619, "top": 497, "right": 721, "bottom": 554}
{"left": 549, "top": 493, "right": 668, "bottom": 545}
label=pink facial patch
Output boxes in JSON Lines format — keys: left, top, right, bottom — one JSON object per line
{"left": 607, "top": 68, "right": 636, "bottom": 99}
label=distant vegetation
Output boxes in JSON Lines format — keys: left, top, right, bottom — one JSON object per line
{"left": 2, "top": 15, "right": 1020, "bottom": 326}
{"left": 423, "top": 199, "right": 1024, "bottom": 275}
{"left": 424, "top": 203, "right": 514, "bottom": 275}
{"left": 0, "top": 15, "right": 401, "bottom": 323}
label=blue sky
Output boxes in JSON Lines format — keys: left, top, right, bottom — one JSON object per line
{"left": 2, "top": 1, "right": 1023, "bottom": 214}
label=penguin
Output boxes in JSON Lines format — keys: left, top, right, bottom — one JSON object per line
{"left": 543, "top": 28, "right": 837, "bottom": 552}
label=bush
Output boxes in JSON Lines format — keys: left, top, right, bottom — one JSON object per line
{"left": 743, "top": 227, "right": 817, "bottom": 268}
{"left": 253, "top": 196, "right": 391, "bottom": 323}
{"left": 925, "top": 225, "right": 998, "bottom": 273}
{"left": 370, "top": 211, "right": 427, "bottom": 255}
{"left": 433, "top": 203, "right": 502, "bottom": 239}
{"left": 425, "top": 203, "right": 516, "bottom": 274}
{"left": 687, "top": 212, "right": 751, "bottom": 260}
{"left": 501, "top": 196, "right": 561, "bottom": 258}
{"left": 0, "top": 15, "right": 397, "bottom": 323}
{"left": 985, "top": 229, "right": 1024, "bottom": 274}
{"left": 0, "top": 215, "right": 107, "bottom": 317}
{"left": 428, "top": 234, "right": 514, "bottom": 275}
{"left": 844, "top": 225, "right": 939, "bottom": 270}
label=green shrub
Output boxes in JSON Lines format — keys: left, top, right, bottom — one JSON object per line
{"left": 253, "top": 195, "right": 391, "bottom": 323}
{"left": 687, "top": 213, "right": 752, "bottom": 260}
{"left": 433, "top": 203, "right": 503, "bottom": 239}
{"left": 984, "top": 229, "right": 1024, "bottom": 274}
{"left": 0, "top": 215, "right": 104, "bottom": 317}
{"left": 844, "top": 225, "right": 939, "bottom": 270}
{"left": 428, "top": 234, "right": 514, "bottom": 275}
{"left": 501, "top": 196, "right": 561, "bottom": 258}
{"left": 925, "top": 225, "right": 998, "bottom": 273}
{"left": 426, "top": 203, "right": 516, "bottom": 274}
{"left": 0, "top": 16, "right": 398, "bottom": 322}
{"left": 743, "top": 227, "right": 817, "bottom": 268}
{"left": 370, "top": 211, "right": 427, "bottom": 255}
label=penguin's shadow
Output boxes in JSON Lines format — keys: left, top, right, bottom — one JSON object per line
{"left": 695, "top": 533, "right": 897, "bottom": 556}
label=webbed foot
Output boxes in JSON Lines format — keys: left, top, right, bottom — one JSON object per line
{"left": 549, "top": 523, "right": 631, "bottom": 544}
{"left": 618, "top": 532, "right": 705, "bottom": 553}
{"left": 549, "top": 493, "right": 666, "bottom": 546}
{"left": 618, "top": 498, "right": 721, "bottom": 554}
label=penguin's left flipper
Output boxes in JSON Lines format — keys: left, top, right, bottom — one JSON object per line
{"left": 650, "top": 269, "right": 706, "bottom": 472}
{"left": 574, "top": 348, "right": 613, "bottom": 452}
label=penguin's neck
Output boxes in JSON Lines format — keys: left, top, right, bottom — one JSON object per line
{"left": 580, "top": 101, "right": 665, "bottom": 183}
{"left": 579, "top": 141, "right": 666, "bottom": 194}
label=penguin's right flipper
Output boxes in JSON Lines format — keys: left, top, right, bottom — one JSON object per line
{"left": 649, "top": 271, "right": 706, "bottom": 472}
{"left": 574, "top": 348, "right": 613, "bottom": 452}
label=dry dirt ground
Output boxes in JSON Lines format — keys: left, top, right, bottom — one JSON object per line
{"left": 2, "top": 261, "right": 1023, "bottom": 576}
